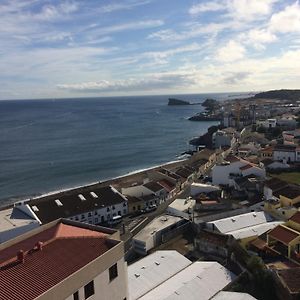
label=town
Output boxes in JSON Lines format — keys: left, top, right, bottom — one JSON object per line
{"left": 0, "top": 90, "right": 300, "bottom": 300}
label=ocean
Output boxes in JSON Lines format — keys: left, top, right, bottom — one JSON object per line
{"left": 0, "top": 93, "right": 238, "bottom": 206}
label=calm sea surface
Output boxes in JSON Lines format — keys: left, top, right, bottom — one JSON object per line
{"left": 0, "top": 93, "right": 241, "bottom": 205}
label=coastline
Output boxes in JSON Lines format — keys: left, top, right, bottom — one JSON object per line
{"left": 0, "top": 158, "right": 188, "bottom": 209}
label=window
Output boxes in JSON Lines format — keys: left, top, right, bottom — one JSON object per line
{"left": 73, "top": 291, "right": 79, "bottom": 300}
{"left": 88, "top": 212, "right": 92, "bottom": 217}
{"left": 112, "top": 206, "right": 115, "bottom": 210}
{"left": 109, "top": 263, "right": 118, "bottom": 281}
{"left": 123, "top": 202, "right": 127, "bottom": 207}
{"left": 81, "top": 214, "right": 85, "bottom": 219}
{"left": 107, "top": 207, "right": 110, "bottom": 212}
{"left": 118, "top": 211, "right": 121, "bottom": 216}
{"left": 84, "top": 281, "right": 94, "bottom": 299}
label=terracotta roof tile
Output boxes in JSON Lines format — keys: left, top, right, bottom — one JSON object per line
{"left": 268, "top": 225, "right": 299, "bottom": 245}
{"left": 0, "top": 222, "right": 115, "bottom": 300}
{"left": 290, "top": 212, "right": 300, "bottom": 225}
{"left": 240, "top": 164, "right": 253, "bottom": 171}
{"left": 277, "top": 267, "right": 300, "bottom": 294}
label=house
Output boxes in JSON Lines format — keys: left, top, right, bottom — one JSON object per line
{"left": 267, "top": 212, "right": 300, "bottom": 265}
{"left": 167, "top": 198, "right": 195, "bottom": 219}
{"left": 273, "top": 144, "right": 298, "bottom": 163}
{"left": 132, "top": 215, "right": 189, "bottom": 255}
{"left": 277, "top": 117, "right": 297, "bottom": 129}
{"left": 274, "top": 267, "right": 300, "bottom": 300}
{"left": 264, "top": 182, "right": 300, "bottom": 220}
{"left": 157, "top": 179, "right": 177, "bottom": 199}
{"left": 0, "top": 219, "right": 128, "bottom": 300}
{"left": 15, "top": 185, "right": 128, "bottom": 225}
{"left": 194, "top": 230, "right": 232, "bottom": 258}
{"left": 256, "top": 118, "right": 277, "bottom": 128}
{"left": 212, "top": 155, "right": 266, "bottom": 186}
{"left": 260, "top": 146, "right": 274, "bottom": 159}
{"left": 122, "top": 181, "right": 166, "bottom": 201}
{"left": 0, "top": 207, "right": 40, "bottom": 244}
{"left": 190, "top": 182, "right": 221, "bottom": 196}
{"left": 212, "top": 129, "right": 236, "bottom": 149}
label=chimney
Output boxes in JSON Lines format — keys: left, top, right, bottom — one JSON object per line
{"left": 17, "top": 250, "right": 25, "bottom": 263}
{"left": 36, "top": 241, "right": 43, "bottom": 251}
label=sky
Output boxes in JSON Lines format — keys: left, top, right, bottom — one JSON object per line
{"left": 0, "top": 0, "right": 300, "bottom": 100}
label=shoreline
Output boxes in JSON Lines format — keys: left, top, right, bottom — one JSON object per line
{"left": 0, "top": 158, "right": 188, "bottom": 209}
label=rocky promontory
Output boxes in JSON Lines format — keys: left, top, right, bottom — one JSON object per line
{"left": 168, "top": 98, "right": 191, "bottom": 105}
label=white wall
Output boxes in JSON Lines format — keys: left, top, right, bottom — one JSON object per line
{"left": 65, "top": 258, "right": 128, "bottom": 300}
{"left": 273, "top": 150, "right": 296, "bottom": 162}
{"left": 190, "top": 183, "right": 220, "bottom": 196}
{"left": 122, "top": 185, "right": 151, "bottom": 197}
{"left": 212, "top": 161, "right": 245, "bottom": 185}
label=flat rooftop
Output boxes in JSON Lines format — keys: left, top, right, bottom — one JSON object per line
{"left": 168, "top": 198, "right": 195, "bottom": 212}
{"left": 128, "top": 250, "right": 191, "bottom": 300}
{"left": 0, "top": 208, "right": 38, "bottom": 233}
{"left": 133, "top": 215, "right": 183, "bottom": 242}
{"left": 212, "top": 291, "right": 257, "bottom": 299}
{"left": 0, "top": 219, "right": 119, "bottom": 300}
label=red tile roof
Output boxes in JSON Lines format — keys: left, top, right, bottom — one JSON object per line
{"left": 0, "top": 222, "right": 115, "bottom": 300}
{"left": 268, "top": 225, "right": 299, "bottom": 245}
{"left": 225, "top": 155, "right": 240, "bottom": 163}
{"left": 158, "top": 179, "right": 175, "bottom": 192}
{"left": 290, "top": 212, "right": 300, "bottom": 225}
{"left": 277, "top": 267, "right": 300, "bottom": 294}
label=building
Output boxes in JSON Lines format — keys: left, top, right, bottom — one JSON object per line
{"left": 206, "top": 211, "right": 281, "bottom": 245}
{"left": 190, "top": 182, "right": 221, "bottom": 196}
{"left": 15, "top": 185, "right": 128, "bottom": 225}
{"left": 273, "top": 145, "right": 298, "bottom": 163}
{"left": 212, "top": 291, "right": 257, "bottom": 299}
{"left": 138, "top": 261, "right": 236, "bottom": 300}
{"left": 194, "top": 230, "right": 232, "bottom": 258}
{"left": 211, "top": 156, "right": 265, "bottom": 186}
{"left": 167, "top": 198, "right": 195, "bottom": 219}
{"left": 127, "top": 250, "right": 191, "bottom": 300}
{"left": 132, "top": 215, "right": 189, "bottom": 255}
{"left": 212, "top": 130, "right": 236, "bottom": 149}
{"left": 267, "top": 212, "right": 300, "bottom": 265}
{"left": 256, "top": 118, "right": 277, "bottom": 129}
{"left": 0, "top": 207, "right": 40, "bottom": 244}
{"left": 0, "top": 219, "right": 128, "bottom": 300}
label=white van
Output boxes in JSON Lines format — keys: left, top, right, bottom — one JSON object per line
{"left": 108, "top": 215, "right": 122, "bottom": 226}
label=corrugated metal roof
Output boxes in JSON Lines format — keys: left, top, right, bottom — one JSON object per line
{"left": 212, "top": 291, "right": 257, "bottom": 299}
{"left": 227, "top": 221, "right": 283, "bottom": 240}
{"left": 128, "top": 251, "right": 191, "bottom": 300}
{"left": 208, "top": 212, "right": 273, "bottom": 234}
{"left": 139, "top": 261, "right": 236, "bottom": 300}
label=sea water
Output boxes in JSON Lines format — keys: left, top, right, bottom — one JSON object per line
{"left": 0, "top": 93, "right": 239, "bottom": 205}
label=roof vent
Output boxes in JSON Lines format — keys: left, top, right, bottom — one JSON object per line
{"left": 134, "top": 273, "right": 140, "bottom": 278}
{"left": 17, "top": 250, "right": 25, "bottom": 263}
{"left": 155, "top": 261, "right": 160, "bottom": 266}
{"left": 231, "top": 218, "right": 236, "bottom": 222}
{"left": 78, "top": 194, "right": 86, "bottom": 201}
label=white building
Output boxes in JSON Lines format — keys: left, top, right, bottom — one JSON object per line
{"left": 206, "top": 211, "right": 280, "bottom": 241}
{"left": 167, "top": 198, "right": 195, "bottom": 219}
{"left": 139, "top": 261, "right": 236, "bottom": 300}
{"left": 212, "top": 130, "right": 236, "bottom": 149}
{"left": 0, "top": 207, "right": 40, "bottom": 243}
{"left": 256, "top": 119, "right": 277, "bottom": 128}
{"left": 212, "top": 156, "right": 265, "bottom": 186}
{"left": 190, "top": 182, "right": 221, "bottom": 196}
{"left": 132, "top": 215, "right": 188, "bottom": 255}
{"left": 15, "top": 185, "right": 128, "bottom": 225}
{"left": 273, "top": 144, "right": 297, "bottom": 163}
{"left": 128, "top": 250, "right": 191, "bottom": 300}
{"left": 0, "top": 219, "right": 128, "bottom": 300}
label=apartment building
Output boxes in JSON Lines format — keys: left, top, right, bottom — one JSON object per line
{"left": 0, "top": 219, "right": 128, "bottom": 300}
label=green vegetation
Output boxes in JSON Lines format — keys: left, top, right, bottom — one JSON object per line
{"left": 271, "top": 172, "right": 300, "bottom": 185}
{"left": 254, "top": 89, "right": 300, "bottom": 102}
{"left": 231, "top": 256, "right": 278, "bottom": 300}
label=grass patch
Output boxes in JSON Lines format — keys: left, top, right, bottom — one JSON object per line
{"left": 271, "top": 172, "right": 300, "bottom": 185}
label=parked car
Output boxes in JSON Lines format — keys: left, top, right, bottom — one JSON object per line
{"left": 141, "top": 205, "right": 157, "bottom": 214}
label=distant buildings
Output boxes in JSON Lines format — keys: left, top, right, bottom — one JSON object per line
{"left": 0, "top": 219, "right": 128, "bottom": 300}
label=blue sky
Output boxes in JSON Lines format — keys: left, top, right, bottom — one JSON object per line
{"left": 0, "top": 0, "right": 300, "bottom": 99}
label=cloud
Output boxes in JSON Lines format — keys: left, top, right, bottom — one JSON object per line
{"left": 240, "top": 28, "right": 277, "bottom": 50}
{"left": 269, "top": 1, "right": 300, "bottom": 33}
{"left": 98, "top": 1, "right": 152, "bottom": 13}
{"left": 215, "top": 40, "right": 246, "bottom": 62}
{"left": 57, "top": 73, "right": 197, "bottom": 92}
{"left": 223, "top": 72, "right": 251, "bottom": 84}
{"left": 189, "top": 2, "right": 225, "bottom": 15}
{"left": 90, "top": 19, "right": 164, "bottom": 35}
